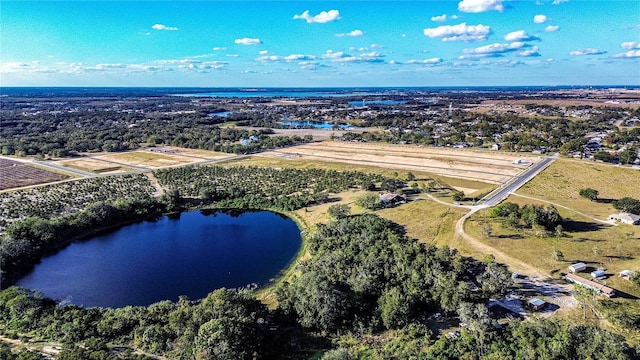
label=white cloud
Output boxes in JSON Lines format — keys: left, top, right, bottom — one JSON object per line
{"left": 517, "top": 46, "right": 540, "bottom": 57}
{"left": 235, "top": 38, "right": 262, "bottom": 45}
{"left": 256, "top": 54, "right": 316, "bottom": 62}
{"left": 458, "top": 0, "right": 503, "bottom": 13}
{"left": 462, "top": 42, "right": 524, "bottom": 57}
{"left": 293, "top": 10, "right": 340, "bottom": 23}
{"left": 321, "top": 50, "right": 345, "bottom": 59}
{"left": 212, "top": 47, "right": 227, "bottom": 51}
{"left": 544, "top": 25, "right": 560, "bottom": 32}
{"left": 151, "top": 24, "right": 178, "bottom": 31}
{"left": 431, "top": 14, "right": 448, "bottom": 22}
{"left": 552, "top": 0, "right": 568, "bottom": 4}
{"left": 504, "top": 30, "right": 539, "bottom": 42}
{"left": 534, "top": 14, "right": 547, "bottom": 23}
{"left": 329, "top": 52, "right": 385, "bottom": 63}
{"left": 226, "top": 54, "right": 239, "bottom": 57}
{"left": 424, "top": 22, "right": 491, "bottom": 42}
{"left": 621, "top": 41, "right": 640, "bottom": 50}
{"left": 336, "top": 29, "right": 364, "bottom": 37}
{"left": 259, "top": 50, "right": 269, "bottom": 55}
{"left": 370, "top": 43, "right": 384, "bottom": 49}
{"left": 612, "top": 50, "right": 640, "bottom": 59}
{"left": 407, "top": 58, "right": 442, "bottom": 64}
{"left": 569, "top": 48, "right": 607, "bottom": 56}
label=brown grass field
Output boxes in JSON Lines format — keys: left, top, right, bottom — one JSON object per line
{"left": 94, "top": 151, "right": 203, "bottom": 168}
{"left": 517, "top": 159, "right": 640, "bottom": 220}
{"left": 0, "top": 158, "right": 69, "bottom": 190}
{"left": 58, "top": 158, "right": 134, "bottom": 174}
{"left": 466, "top": 195, "right": 640, "bottom": 298}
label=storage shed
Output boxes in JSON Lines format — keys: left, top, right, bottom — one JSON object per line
{"left": 591, "top": 269, "right": 606, "bottom": 279}
{"left": 527, "top": 298, "right": 546, "bottom": 311}
{"left": 568, "top": 262, "right": 587, "bottom": 273}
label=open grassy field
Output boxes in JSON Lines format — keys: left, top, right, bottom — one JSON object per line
{"left": 258, "top": 142, "right": 537, "bottom": 184}
{"left": 465, "top": 195, "right": 640, "bottom": 298}
{"left": 517, "top": 159, "right": 640, "bottom": 220}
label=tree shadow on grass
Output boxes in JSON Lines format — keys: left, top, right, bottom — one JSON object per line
{"left": 595, "top": 198, "right": 616, "bottom": 204}
{"left": 571, "top": 237, "right": 605, "bottom": 243}
{"left": 494, "top": 234, "right": 524, "bottom": 239}
{"left": 563, "top": 219, "right": 609, "bottom": 232}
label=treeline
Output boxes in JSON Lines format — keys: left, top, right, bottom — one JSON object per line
{"left": 0, "top": 197, "right": 164, "bottom": 286}
{"left": 277, "top": 214, "right": 512, "bottom": 333}
{"left": 0, "top": 214, "right": 634, "bottom": 359}
{"left": 0, "top": 109, "right": 310, "bottom": 157}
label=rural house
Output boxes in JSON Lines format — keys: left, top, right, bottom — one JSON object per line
{"left": 608, "top": 213, "right": 640, "bottom": 225}
{"left": 527, "top": 298, "right": 546, "bottom": 311}
{"left": 620, "top": 270, "right": 635, "bottom": 280}
{"left": 379, "top": 193, "right": 406, "bottom": 206}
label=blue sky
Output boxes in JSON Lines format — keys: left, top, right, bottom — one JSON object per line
{"left": 1, "top": 0, "right": 639, "bottom": 87}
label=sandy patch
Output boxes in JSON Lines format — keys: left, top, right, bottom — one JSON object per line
{"left": 95, "top": 151, "right": 202, "bottom": 168}
{"left": 260, "top": 142, "right": 536, "bottom": 184}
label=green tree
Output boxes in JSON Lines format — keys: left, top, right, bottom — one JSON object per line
{"left": 327, "top": 204, "right": 351, "bottom": 220}
{"left": 579, "top": 188, "right": 599, "bottom": 201}
{"left": 355, "top": 193, "right": 380, "bottom": 210}
{"left": 613, "top": 197, "right": 640, "bottom": 214}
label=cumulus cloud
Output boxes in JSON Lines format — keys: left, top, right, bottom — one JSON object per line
{"left": 534, "top": 14, "right": 547, "bottom": 23}
{"left": 407, "top": 58, "right": 442, "bottom": 64}
{"left": 423, "top": 22, "right": 491, "bottom": 42}
{"left": 256, "top": 54, "right": 316, "bottom": 62}
{"left": 212, "top": 47, "right": 227, "bottom": 51}
{"left": 612, "top": 50, "right": 640, "bottom": 58}
{"left": 235, "top": 38, "right": 262, "bottom": 45}
{"left": 293, "top": 10, "right": 340, "bottom": 23}
{"left": 552, "top": 0, "right": 568, "bottom": 4}
{"left": 544, "top": 25, "right": 560, "bottom": 32}
{"left": 569, "top": 48, "right": 606, "bottom": 56}
{"left": 504, "top": 30, "right": 539, "bottom": 42}
{"left": 462, "top": 42, "right": 524, "bottom": 57}
{"left": 517, "top": 46, "right": 540, "bottom": 57}
{"left": 431, "top": 14, "right": 448, "bottom": 22}
{"left": 151, "top": 24, "right": 178, "bottom": 31}
{"left": 336, "top": 29, "right": 364, "bottom": 37}
{"left": 332, "top": 52, "right": 385, "bottom": 63}
{"left": 259, "top": 50, "right": 269, "bottom": 55}
{"left": 621, "top": 41, "right": 640, "bottom": 49}
{"left": 321, "top": 50, "right": 345, "bottom": 59}
{"left": 458, "top": 0, "right": 503, "bottom": 13}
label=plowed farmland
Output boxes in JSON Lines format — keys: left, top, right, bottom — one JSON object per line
{"left": 0, "top": 158, "right": 69, "bottom": 190}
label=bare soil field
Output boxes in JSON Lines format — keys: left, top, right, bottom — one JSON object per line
{"left": 0, "top": 158, "right": 69, "bottom": 190}
{"left": 94, "top": 150, "right": 204, "bottom": 169}
{"left": 258, "top": 142, "right": 538, "bottom": 184}
{"left": 478, "top": 99, "right": 640, "bottom": 108}
{"left": 58, "top": 158, "right": 134, "bottom": 174}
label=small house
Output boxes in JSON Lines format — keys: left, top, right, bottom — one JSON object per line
{"left": 608, "top": 213, "right": 640, "bottom": 225}
{"left": 491, "top": 143, "right": 501, "bottom": 151}
{"left": 620, "top": 270, "right": 635, "bottom": 280}
{"left": 527, "top": 298, "right": 546, "bottom": 311}
{"left": 568, "top": 263, "right": 587, "bottom": 273}
{"left": 379, "top": 193, "right": 406, "bottom": 205}
{"left": 591, "top": 269, "right": 606, "bottom": 279}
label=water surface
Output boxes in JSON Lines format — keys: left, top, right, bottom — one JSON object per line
{"left": 16, "top": 210, "right": 301, "bottom": 308}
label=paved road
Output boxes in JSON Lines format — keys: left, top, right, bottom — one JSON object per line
{"left": 479, "top": 156, "right": 556, "bottom": 207}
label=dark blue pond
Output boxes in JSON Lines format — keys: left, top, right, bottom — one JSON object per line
{"left": 280, "top": 121, "right": 357, "bottom": 129}
{"left": 16, "top": 210, "right": 302, "bottom": 308}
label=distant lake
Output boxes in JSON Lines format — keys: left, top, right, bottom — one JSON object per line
{"left": 174, "top": 90, "right": 372, "bottom": 98}
{"left": 348, "top": 100, "right": 407, "bottom": 106}
{"left": 280, "top": 121, "right": 357, "bottom": 129}
{"left": 207, "top": 111, "right": 233, "bottom": 117}
{"left": 16, "top": 210, "right": 302, "bottom": 308}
